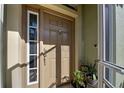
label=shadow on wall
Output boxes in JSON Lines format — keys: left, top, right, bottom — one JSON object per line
{"left": 6, "top": 44, "right": 57, "bottom": 87}
{"left": 6, "top": 4, "right": 25, "bottom": 87}
{"left": 1, "top": 5, "right": 7, "bottom": 88}
{"left": 6, "top": 63, "right": 27, "bottom": 87}
{"left": 40, "top": 45, "right": 56, "bottom": 66}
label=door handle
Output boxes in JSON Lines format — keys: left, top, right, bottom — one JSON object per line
{"left": 43, "top": 48, "right": 47, "bottom": 57}
{"left": 59, "top": 30, "right": 62, "bottom": 34}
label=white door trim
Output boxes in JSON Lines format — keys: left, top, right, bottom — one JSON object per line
{"left": 27, "top": 10, "right": 39, "bottom": 85}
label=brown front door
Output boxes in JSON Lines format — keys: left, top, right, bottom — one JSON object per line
{"left": 41, "top": 12, "right": 74, "bottom": 87}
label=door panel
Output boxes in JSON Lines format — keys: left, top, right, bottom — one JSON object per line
{"left": 61, "top": 45, "right": 70, "bottom": 83}
{"left": 60, "top": 21, "right": 70, "bottom": 84}
{"left": 42, "top": 12, "right": 72, "bottom": 87}
{"left": 43, "top": 44, "right": 56, "bottom": 87}
{"left": 43, "top": 13, "right": 58, "bottom": 87}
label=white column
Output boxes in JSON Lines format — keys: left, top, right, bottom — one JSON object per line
{"left": 0, "top": 4, "right": 4, "bottom": 88}
{"left": 97, "top": 4, "right": 104, "bottom": 88}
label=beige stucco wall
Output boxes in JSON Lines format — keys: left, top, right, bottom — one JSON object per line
{"left": 6, "top": 4, "right": 22, "bottom": 87}
{"left": 83, "top": 5, "right": 98, "bottom": 64}
{"left": 115, "top": 4, "right": 124, "bottom": 87}
{"left": 75, "top": 5, "right": 84, "bottom": 69}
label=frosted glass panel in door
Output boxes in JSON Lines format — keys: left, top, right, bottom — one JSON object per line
{"left": 61, "top": 45, "right": 70, "bottom": 83}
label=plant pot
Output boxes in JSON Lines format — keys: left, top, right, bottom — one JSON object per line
{"left": 88, "top": 79, "right": 98, "bottom": 86}
{"left": 71, "top": 80, "right": 85, "bottom": 88}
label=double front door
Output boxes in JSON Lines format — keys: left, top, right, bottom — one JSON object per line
{"left": 40, "top": 12, "right": 74, "bottom": 87}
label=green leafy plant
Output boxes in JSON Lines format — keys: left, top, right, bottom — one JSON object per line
{"left": 79, "top": 62, "right": 98, "bottom": 86}
{"left": 73, "top": 70, "right": 85, "bottom": 88}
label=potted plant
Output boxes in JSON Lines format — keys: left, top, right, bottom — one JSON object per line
{"left": 86, "top": 62, "right": 98, "bottom": 86}
{"left": 71, "top": 70, "right": 86, "bottom": 88}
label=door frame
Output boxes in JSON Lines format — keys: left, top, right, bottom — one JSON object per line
{"left": 97, "top": 4, "right": 104, "bottom": 88}
{"left": 22, "top": 4, "right": 75, "bottom": 88}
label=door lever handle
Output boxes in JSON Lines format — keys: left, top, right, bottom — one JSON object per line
{"left": 43, "top": 48, "right": 47, "bottom": 57}
{"left": 43, "top": 48, "right": 47, "bottom": 65}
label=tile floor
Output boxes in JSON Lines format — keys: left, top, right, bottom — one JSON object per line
{"left": 58, "top": 83, "right": 73, "bottom": 88}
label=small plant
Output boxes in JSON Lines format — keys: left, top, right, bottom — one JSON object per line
{"left": 72, "top": 70, "right": 86, "bottom": 88}
{"left": 87, "top": 62, "right": 97, "bottom": 80}
{"left": 79, "top": 62, "right": 98, "bottom": 86}
{"left": 80, "top": 62, "right": 97, "bottom": 80}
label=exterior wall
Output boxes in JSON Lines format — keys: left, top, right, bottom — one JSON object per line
{"left": 115, "top": 4, "right": 124, "bottom": 87}
{"left": 6, "top": 4, "right": 22, "bottom": 87}
{"left": 83, "top": 5, "right": 98, "bottom": 64}
{"left": 75, "top": 5, "right": 84, "bottom": 68}
{"left": 0, "top": 4, "right": 4, "bottom": 88}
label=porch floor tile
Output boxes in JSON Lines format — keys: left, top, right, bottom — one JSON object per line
{"left": 57, "top": 83, "right": 73, "bottom": 88}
